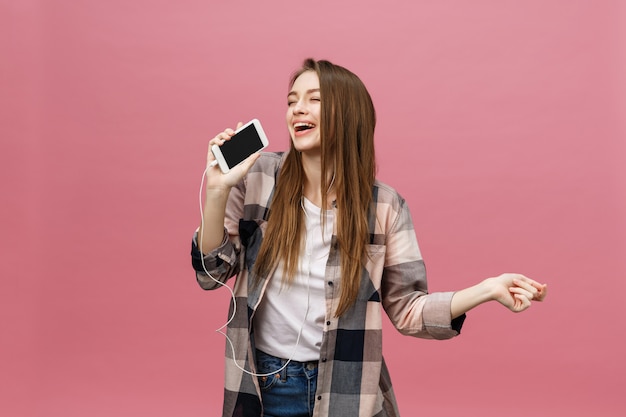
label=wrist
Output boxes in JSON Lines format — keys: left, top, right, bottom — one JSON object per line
{"left": 204, "top": 186, "right": 232, "bottom": 197}
{"left": 451, "top": 280, "right": 494, "bottom": 318}
{"left": 480, "top": 277, "right": 500, "bottom": 302}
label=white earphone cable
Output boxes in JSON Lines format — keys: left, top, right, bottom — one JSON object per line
{"left": 198, "top": 167, "right": 310, "bottom": 377}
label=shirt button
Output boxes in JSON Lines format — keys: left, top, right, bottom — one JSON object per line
{"left": 322, "top": 357, "right": 327, "bottom": 362}
{"left": 317, "top": 395, "right": 322, "bottom": 401}
{"left": 328, "top": 281, "right": 333, "bottom": 286}
{"left": 326, "top": 321, "right": 331, "bottom": 326}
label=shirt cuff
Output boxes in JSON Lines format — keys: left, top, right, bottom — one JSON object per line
{"left": 422, "top": 291, "right": 466, "bottom": 339}
{"left": 190, "top": 228, "right": 233, "bottom": 273}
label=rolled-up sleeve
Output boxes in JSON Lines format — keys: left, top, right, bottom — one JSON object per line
{"left": 381, "top": 194, "right": 466, "bottom": 340}
{"left": 421, "top": 291, "right": 465, "bottom": 339}
{"left": 383, "top": 264, "right": 465, "bottom": 340}
{"left": 191, "top": 228, "right": 240, "bottom": 290}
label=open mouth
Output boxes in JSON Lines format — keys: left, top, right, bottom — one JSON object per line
{"left": 294, "top": 122, "right": 315, "bottom": 132}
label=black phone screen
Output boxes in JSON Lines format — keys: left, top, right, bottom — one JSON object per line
{"left": 220, "top": 123, "right": 265, "bottom": 168}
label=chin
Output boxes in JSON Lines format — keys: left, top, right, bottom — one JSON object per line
{"left": 293, "top": 142, "right": 321, "bottom": 153}
{"left": 291, "top": 137, "right": 319, "bottom": 151}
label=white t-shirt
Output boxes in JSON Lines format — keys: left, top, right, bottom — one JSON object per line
{"left": 253, "top": 197, "right": 334, "bottom": 362}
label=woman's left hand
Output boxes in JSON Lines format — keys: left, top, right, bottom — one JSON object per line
{"left": 491, "top": 273, "right": 548, "bottom": 312}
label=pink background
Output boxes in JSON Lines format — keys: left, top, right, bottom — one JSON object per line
{"left": 2, "top": 1, "right": 625, "bottom": 416}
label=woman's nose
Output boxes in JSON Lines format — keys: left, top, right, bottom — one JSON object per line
{"left": 292, "top": 100, "right": 307, "bottom": 114}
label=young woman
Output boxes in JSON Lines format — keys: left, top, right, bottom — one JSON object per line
{"left": 191, "top": 58, "right": 547, "bottom": 417}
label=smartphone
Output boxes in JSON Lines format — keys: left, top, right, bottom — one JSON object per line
{"left": 211, "top": 119, "right": 269, "bottom": 173}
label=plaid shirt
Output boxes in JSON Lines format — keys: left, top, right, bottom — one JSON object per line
{"left": 191, "top": 152, "right": 465, "bottom": 417}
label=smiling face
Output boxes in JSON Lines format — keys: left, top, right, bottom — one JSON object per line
{"left": 286, "top": 70, "right": 322, "bottom": 154}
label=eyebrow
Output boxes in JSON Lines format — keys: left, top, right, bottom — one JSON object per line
{"left": 287, "top": 88, "right": 320, "bottom": 97}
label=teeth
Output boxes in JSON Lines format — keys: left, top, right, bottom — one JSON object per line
{"left": 294, "top": 122, "right": 315, "bottom": 131}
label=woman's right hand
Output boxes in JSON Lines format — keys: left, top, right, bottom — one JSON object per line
{"left": 205, "top": 122, "right": 261, "bottom": 191}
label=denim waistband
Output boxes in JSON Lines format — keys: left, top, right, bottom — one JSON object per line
{"left": 256, "top": 349, "right": 319, "bottom": 373}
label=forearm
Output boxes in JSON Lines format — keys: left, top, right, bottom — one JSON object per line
{"left": 450, "top": 278, "right": 496, "bottom": 319}
{"left": 198, "top": 188, "right": 231, "bottom": 254}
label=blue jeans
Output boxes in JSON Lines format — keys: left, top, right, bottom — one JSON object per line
{"left": 255, "top": 349, "right": 319, "bottom": 417}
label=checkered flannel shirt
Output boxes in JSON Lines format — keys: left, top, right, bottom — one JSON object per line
{"left": 191, "top": 152, "right": 465, "bottom": 417}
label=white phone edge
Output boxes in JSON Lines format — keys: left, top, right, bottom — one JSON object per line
{"left": 211, "top": 119, "right": 269, "bottom": 174}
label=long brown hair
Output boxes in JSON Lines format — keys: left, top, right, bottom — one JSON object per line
{"left": 253, "top": 58, "right": 376, "bottom": 317}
